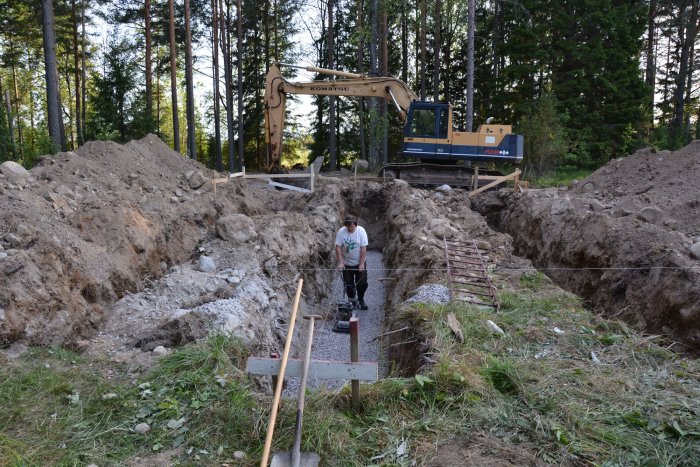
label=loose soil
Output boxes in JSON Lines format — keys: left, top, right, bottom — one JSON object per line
{"left": 473, "top": 143, "right": 700, "bottom": 353}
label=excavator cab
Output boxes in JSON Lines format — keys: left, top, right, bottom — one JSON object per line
{"left": 401, "top": 102, "right": 523, "bottom": 164}
{"left": 403, "top": 102, "right": 451, "bottom": 162}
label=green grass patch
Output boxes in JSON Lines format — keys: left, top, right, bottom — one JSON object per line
{"left": 388, "top": 287, "right": 700, "bottom": 465}
{"left": 532, "top": 167, "right": 594, "bottom": 188}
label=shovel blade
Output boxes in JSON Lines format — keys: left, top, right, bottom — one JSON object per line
{"left": 270, "top": 451, "right": 320, "bottom": 467}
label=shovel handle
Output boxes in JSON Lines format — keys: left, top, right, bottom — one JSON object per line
{"left": 261, "top": 278, "right": 304, "bottom": 467}
{"left": 291, "top": 315, "right": 318, "bottom": 466}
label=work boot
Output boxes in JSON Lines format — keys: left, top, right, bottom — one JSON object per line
{"left": 358, "top": 298, "right": 368, "bottom": 310}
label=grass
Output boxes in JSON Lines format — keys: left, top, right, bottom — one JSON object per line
{"left": 532, "top": 167, "right": 594, "bottom": 188}
{"left": 2, "top": 282, "right": 700, "bottom": 465}
{"left": 0, "top": 336, "right": 262, "bottom": 466}
{"left": 392, "top": 287, "right": 700, "bottom": 465}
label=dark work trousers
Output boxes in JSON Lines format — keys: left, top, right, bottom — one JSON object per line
{"left": 342, "top": 263, "right": 368, "bottom": 301}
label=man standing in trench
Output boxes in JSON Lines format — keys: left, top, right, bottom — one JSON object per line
{"left": 335, "top": 214, "right": 369, "bottom": 310}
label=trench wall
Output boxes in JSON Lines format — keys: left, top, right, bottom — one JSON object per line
{"left": 475, "top": 189, "right": 700, "bottom": 353}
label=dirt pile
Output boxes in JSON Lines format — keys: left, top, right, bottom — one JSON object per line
{"left": 0, "top": 135, "right": 341, "bottom": 352}
{"left": 475, "top": 143, "right": 700, "bottom": 352}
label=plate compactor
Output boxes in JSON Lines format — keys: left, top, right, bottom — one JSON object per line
{"left": 333, "top": 297, "right": 357, "bottom": 333}
{"left": 333, "top": 270, "right": 365, "bottom": 333}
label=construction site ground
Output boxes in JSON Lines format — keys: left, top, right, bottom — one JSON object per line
{"left": 1, "top": 135, "right": 699, "bottom": 466}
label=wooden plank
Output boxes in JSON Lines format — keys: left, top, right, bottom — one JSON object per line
{"left": 246, "top": 357, "right": 378, "bottom": 381}
{"left": 267, "top": 180, "right": 311, "bottom": 193}
{"left": 469, "top": 169, "right": 522, "bottom": 198}
{"left": 244, "top": 173, "right": 313, "bottom": 180}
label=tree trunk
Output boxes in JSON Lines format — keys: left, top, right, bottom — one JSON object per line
{"left": 443, "top": 0, "right": 453, "bottom": 103}
{"left": 64, "top": 71, "right": 75, "bottom": 148}
{"left": 401, "top": 9, "right": 408, "bottom": 83}
{"left": 369, "top": 0, "right": 379, "bottom": 168}
{"left": 212, "top": 0, "right": 222, "bottom": 170}
{"left": 156, "top": 46, "right": 161, "bottom": 134}
{"left": 71, "top": 0, "right": 82, "bottom": 147}
{"left": 466, "top": 0, "right": 475, "bottom": 131}
{"left": 419, "top": 0, "right": 426, "bottom": 100}
{"left": 9, "top": 42, "right": 24, "bottom": 156}
{"left": 220, "top": 0, "right": 236, "bottom": 171}
{"left": 328, "top": 0, "right": 337, "bottom": 170}
{"left": 169, "top": 0, "right": 180, "bottom": 152}
{"left": 645, "top": 0, "right": 657, "bottom": 127}
{"left": 145, "top": 0, "right": 153, "bottom": 133}
{"left": 673, "top": 2, "right": 691, "bottom": 131}
{"left": 433, "top": 0, "right": 441, "bottom": 102}
{"left": 81, "top": 0, "right": 87, "bottom": 139}
{"left": 263, "top": 0, "right": 271, "bottom": 169}
{"left": 380, "top": 7, "right": 388, "bottom": 163}
{"left": 236, "top": 0, "right": 244, "bottom": 169}
{"left": 684, "top": 0, "right": 698, "bottom": 128}
{"left": 273, "top": 0, "right": 279, "bottom": 61}
{"left": 184, "top": 0, "right": 197, "bottom": 160}
{"left": 41, "top": 0, "right": 66, "bottom": 151}
{"left": 355, "top": 0, "right": 367, "bottom": 162}
{"left": 27, "top": 56, "right": 36, "bottom": 150}
{"left": 5, "top": 90, "right": 16, "bottom": 155}
{"left": 492, "top": 0, "right": 500, "bottom": 79}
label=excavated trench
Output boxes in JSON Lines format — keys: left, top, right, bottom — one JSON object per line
{"left": 472, "top": 188, "right": 700, "bottom": 355}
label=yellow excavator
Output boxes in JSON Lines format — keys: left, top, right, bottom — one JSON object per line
{"left": 264, "top": 63, "right": 523, "bottom": 187}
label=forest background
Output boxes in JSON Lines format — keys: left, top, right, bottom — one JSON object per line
{"left": 0, "top": 0, "right": 695, "bottom": 177}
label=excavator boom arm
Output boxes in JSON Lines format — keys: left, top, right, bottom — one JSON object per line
{"left": 265, "top": 64, "right": 418, "bottom": 171}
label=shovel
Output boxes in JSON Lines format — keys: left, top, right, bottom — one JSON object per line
{"left": 270, "top": 315, "right": 321, "bottom": 467}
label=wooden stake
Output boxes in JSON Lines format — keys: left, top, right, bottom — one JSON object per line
{"left": 350, "top": 317, "right": 360, "bottom": 412}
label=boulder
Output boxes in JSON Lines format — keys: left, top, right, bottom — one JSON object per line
{"left": 589, "top": 199, "right": 605, "bottom": 212}
{"left": 134, "top": 423, "right": 150, "bottom": 434}
{"left": 637, "top": 206, "right": 664, "bottom": 224}
{"left": 610, "top": 206, "right": 632, "bottom": 218}
{"left": 476, "top": 240, "right": 492, "bottom": 250}
{"left": 690, "top": 242, "right": 700, "bottom": 260}
{"left": 550, "top": 197, "right": 572, "bottom": 215}
{"left": 435, "top": 184, "right": 452, "bottom": 194}
{"left": 197, "top": 255, "right": 216, "bottom": 272}
{"left": 188, "top": 171, "right": 208, "bottom": 189}
{"left": 428, "top": 218, "right": 454, "bottom": 239}
{"left": 216, "top": 214, "right": 258, "bottom": 243}
{"left": 0, "top": 161, "right": 29, "bottom": 180}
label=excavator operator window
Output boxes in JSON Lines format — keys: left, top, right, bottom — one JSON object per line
{"left": 409, "top": 108, "right": 436, "bottom": 137}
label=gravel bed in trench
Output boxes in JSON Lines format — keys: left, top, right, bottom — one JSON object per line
{"left": 283, "top": 250, "right": 388, "bottom": 397}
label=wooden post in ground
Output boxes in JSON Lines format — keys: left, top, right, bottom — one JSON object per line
{"left": 310, "top": 164, "right": 315, "bottom": 192}
{"left": 270, "top": 352, "right": 280, "bottom": 393}
{"left": 471, "top": 166, "right": 479, "bottom": 192}
{"left": 350, "top": 317, "right": 360, "bottom": 412}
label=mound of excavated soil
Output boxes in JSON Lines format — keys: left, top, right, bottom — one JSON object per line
{"left": 475, "top": 143, "right": 700, "bottom": 353}
{"left": 0, "top": 135, "right": 341, "bottom": 350}
{"left": 0, "top": 135, "right": 224, "bottom": 346}
{"left": 571, "top": 143, "right": 700, "bottom": 237}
